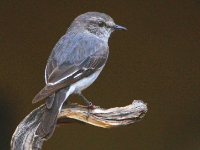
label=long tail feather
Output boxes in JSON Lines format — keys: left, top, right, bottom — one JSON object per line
{"left": 36, "top": 86, "right": 70, "bottom": 140}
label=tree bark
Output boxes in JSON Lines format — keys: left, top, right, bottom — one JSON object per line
{"left": 10, "top": 100, "right": 147, "bottom": 150}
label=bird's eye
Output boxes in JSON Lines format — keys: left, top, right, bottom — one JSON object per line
{"left": 98, "top": 21, "right": 105, "bottom": 27}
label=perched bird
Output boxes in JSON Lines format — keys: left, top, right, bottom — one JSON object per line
{"left": 33, "top": 12, "right": 126, "bottom": 140}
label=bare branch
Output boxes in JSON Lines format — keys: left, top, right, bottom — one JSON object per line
{"left": 59, "top": 100, "right": 147, "bottom": 128}
{"left": 11, "top": 100, "right": 147, "bottom": 150}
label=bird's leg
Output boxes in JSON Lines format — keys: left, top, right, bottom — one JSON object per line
{"left": 77, "top": 92, "right": 99, "bottom": 119}
{"left": 77, "top": 92, "right": 97, "bottom": 109}
{"left": 78, "top": 92, "right": 90, "bottom": 104}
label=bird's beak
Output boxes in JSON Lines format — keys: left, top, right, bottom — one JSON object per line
{"left": 113, "top": 24, "right": 127, "bottom": 30}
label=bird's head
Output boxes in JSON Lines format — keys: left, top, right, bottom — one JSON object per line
{"left": 68, "top": 12, "right": 126, "bottom": 41}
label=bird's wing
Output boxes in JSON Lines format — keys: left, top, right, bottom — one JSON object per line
{"left": 32, "top": 45, "right": 108, "bottom": 103}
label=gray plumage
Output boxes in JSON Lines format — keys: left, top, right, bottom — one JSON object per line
{"left": 32, "top": 12, "right": 126, "bottom": 140}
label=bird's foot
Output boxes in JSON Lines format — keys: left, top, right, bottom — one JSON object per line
{"left": 86, "top": 102, "right": 100, "bottom": 119}
{"left": 88, "top": 102, "right": 100, "bottom": 109}
{"left": 77, "top": 92, "right": 100, "bottom": 118}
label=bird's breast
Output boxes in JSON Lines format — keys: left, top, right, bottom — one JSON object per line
{"left": 70, "top": 69, "right": 102, "bottom": 94}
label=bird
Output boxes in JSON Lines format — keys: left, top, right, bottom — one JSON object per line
{"left": 32, "top": 12, "right": 126, "bottom": 140}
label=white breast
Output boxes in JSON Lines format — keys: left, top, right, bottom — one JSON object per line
{"left": 69, "top": 69, "right": 102, "bottom": 95}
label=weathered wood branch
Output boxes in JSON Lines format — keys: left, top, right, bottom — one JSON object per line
{"left": 10, "top": 100, "right": 147, "bottom": 150}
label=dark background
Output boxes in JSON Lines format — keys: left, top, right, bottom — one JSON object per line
{"left": 1, "top": 1, "right": 200, "bottom": 150}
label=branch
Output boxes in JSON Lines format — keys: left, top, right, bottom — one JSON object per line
{"left": 10, "top": 100, "right": 147, "bottom": 150}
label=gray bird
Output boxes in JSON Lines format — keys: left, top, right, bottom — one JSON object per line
{"left": 32, "top": 12, "right": 126, "bottom": 140}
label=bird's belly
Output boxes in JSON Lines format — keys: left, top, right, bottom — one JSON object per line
{"left": 70, "top": 69, "right": 102, "bottom": 94}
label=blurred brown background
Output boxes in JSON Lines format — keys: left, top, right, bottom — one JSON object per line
{"left": 1, "top": 1, "right": 200, "bottom": 150}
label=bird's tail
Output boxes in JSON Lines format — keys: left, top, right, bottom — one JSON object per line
{"left": 36, "top": 87, "right": 70, "bottom": 140}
